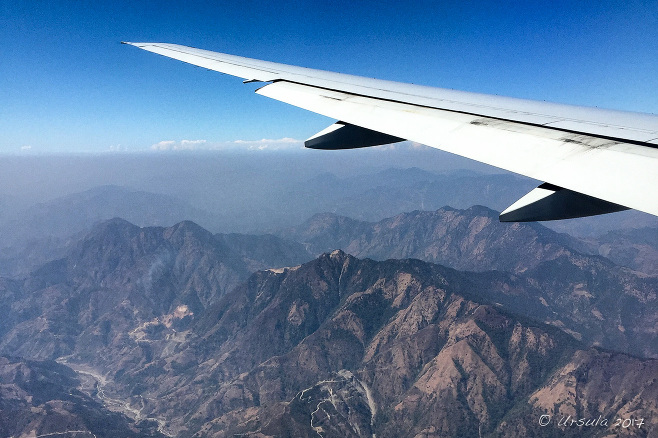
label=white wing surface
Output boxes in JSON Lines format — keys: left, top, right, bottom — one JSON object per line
{"left": 123, "top": 42, "right": 658, "bottom": 221}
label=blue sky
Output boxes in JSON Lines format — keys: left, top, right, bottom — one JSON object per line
{"left": 1, "top": 0, "right": 657, "bottom": 153}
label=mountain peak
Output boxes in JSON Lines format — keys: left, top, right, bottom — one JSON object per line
{"left": 464, "top": 204, "right": 499, "bottom": 217}
{"left": 85, "top": 217, "right": 142, "bottom": 240}
{"left": 166, "top": 219, "right": 212, "bottom": 237}
{"left": 307, "top": 249, "right": 354, "bottom": 270}
{"left": 326, "top": 248, "right": 350, "bottom": 263}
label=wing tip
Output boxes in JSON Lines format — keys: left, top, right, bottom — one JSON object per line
{"left": 121, "top": 41, "right": 153, "bottom": 47}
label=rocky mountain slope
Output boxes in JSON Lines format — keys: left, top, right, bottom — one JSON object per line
{"left": 279, "top": 206, "right": 582, "bottom": 273}
{"left": 0, "top": 218, "right": 310, "bottom": 363}
{"left": 281, "top": 207, "right": 658, "bottom": 358}
{"left": 73, "top": 251, "right": 656, "bottom": 437}
{"left": 0, "top": 356, "right": 164, "bottom": 437}
{"left": 581, "top": 227, "right": 658, "bottom": 276}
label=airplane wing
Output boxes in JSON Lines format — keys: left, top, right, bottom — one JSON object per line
{"left": 122, "top": 42, "right": 658, "bottom": 221}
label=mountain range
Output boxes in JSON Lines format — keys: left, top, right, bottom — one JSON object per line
{"left": 0, "top": 208, "right": 656, "bottom": 436}
{"left": 2, "top": 168, "right": 657, "bottom": 278}
{"left": 281, "top": 207, "right": 658, "bottom": 358}
{"left": 280, "top": 206, "right": 658, "bottom": 276}
{"left": 0, "top": 218, "right": 309, "bottom": 361}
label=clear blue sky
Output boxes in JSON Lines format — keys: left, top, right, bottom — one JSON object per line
{"left": 1, "top": 0, "right": 657, "bottom": 153}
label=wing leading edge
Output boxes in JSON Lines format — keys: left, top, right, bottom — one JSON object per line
{"left": 122, "top": 42, "right": 658, "bottom": 221}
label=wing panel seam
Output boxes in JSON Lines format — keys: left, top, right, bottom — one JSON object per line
{"left": 272, "top": 80, "right": 658, "bottom": 149}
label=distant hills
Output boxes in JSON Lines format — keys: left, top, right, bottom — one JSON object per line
{"left": 0, "top": 185, "right": 216, "bottom": 277}
{"left": 2, "top": 178, "right": 656, "bottom": 279}
{"left": 11, "top": 184, "right": 214, "bottom": 236}
{"left": 293, "top": 168, "right": 538, "bottom": 222}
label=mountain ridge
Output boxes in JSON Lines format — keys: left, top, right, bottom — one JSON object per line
{"left": 98, "top": 250, "right": 656, "bottom": 437}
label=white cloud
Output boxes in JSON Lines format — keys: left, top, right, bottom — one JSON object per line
{"left": 230, "top": 137, "right": 303, "bottom": 150}
{"left": 151, "top": 140, "right": 177, "bottom": 150}
{"left": 150, "top": 138, "right": 304, "bottom": 152}
{"left": 151, "top": 139, "right": 207, "bottom": 151}
{"left": 234, "top": 137, "right": 299, "bottom": 145}
{"left": 20, "top": 145, "right": 32, "bottom": 150}
{"left": 180, "top": 139, "right": 207, "bottom": 150}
